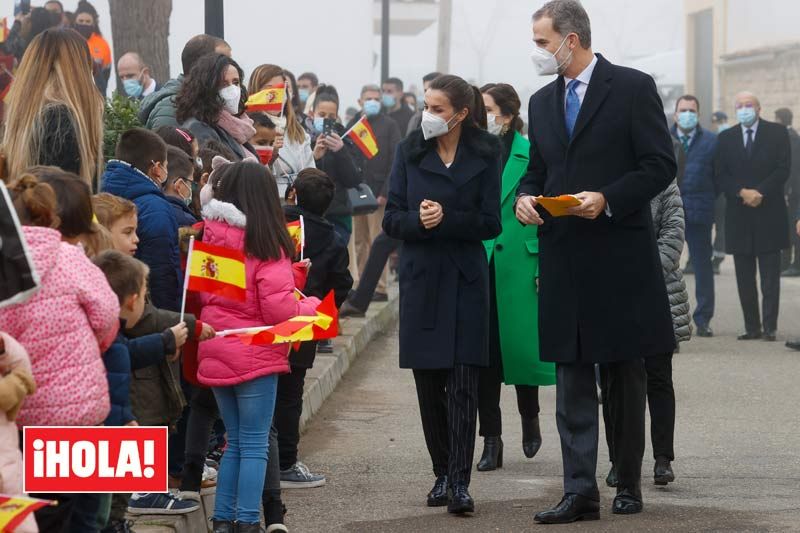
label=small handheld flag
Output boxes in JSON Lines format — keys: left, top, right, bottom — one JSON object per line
{"left": 245, "top": 85, "right": 285, "bottom": 114}
{"left": 286, "top": 217, "right": 305, "bottom": 260}
{"left": 0, "top": 495, "right": 54, "bottom": 531}
{"left": 184, "top": 237, "right": 248, "bottom": 313}
{"left": 344, "top": 116, "right": 379, "bottom": 159}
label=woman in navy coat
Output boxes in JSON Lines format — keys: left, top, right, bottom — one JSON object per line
{"left": 383, "top": 74, "right": 502, "bottom": 515}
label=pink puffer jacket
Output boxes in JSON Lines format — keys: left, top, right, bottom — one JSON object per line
{"left": 0, "top": 226, "right": 117, "bottom": 426}
{"left": 197, "top": 199, "right": 320, "bottom": 387}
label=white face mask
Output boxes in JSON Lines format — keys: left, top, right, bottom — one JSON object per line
{"left": 487, "top": 113, "right": 504, "bottom": 136}
{"left": 219, "top": 84, "right": 241, "bottom": 114}
{"left": 530, "top": 34, "right": 573, "bottom": 76}
{"left": 421, "top": 111, "right": 457, "bottom": 140}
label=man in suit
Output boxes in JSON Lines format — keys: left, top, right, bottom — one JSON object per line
{"left": 776, "top": 108, "right": 800, "bottom": 277}
{"left": 515, "top": 0, "right": 676, "bottom": 523}
{"left": 715, "top": 92, "right": 791, "bottom": 342}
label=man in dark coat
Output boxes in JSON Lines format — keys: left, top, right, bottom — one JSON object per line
{"left": 715, "top": 92, "right": 791, "bottom": 342}
{"left": 515, "top": 0, "right": 676, "bottom": 523}
{"left": 775, "top": 108, "right": 800, "bottom": 276}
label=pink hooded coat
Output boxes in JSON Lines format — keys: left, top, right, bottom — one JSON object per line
{"left": 0, "top": 226, "right": 117, "bottom": 427}
{"left": 197, "top": 199, "right": 320, "bottom": 387}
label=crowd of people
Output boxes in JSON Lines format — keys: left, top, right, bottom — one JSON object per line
{"left": 0, "top": 0, "right": 797, "bottom": 531}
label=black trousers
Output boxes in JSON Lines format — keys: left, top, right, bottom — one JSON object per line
{"left": 275, "top": 365, "right": 308, "bottom": 470}
{"left": 412, "top": 365, "right": 480, "bottom": 486}
{"left": 733, "top": 252, "right": 781, "bottom": 333}
{"left": 557, "top": 359, "right": 646, "bottom": 500}
{"left": 784, "top": 194, "right": 800, "bottom": 269}
{"left": 713, "top": 195, "right": 726, "bottom": 255}
{"left": 602, "top": 353, "right": 675, "bottom": 463}
{"left": 349, "top": 231, "right": 401, "bottom": 311}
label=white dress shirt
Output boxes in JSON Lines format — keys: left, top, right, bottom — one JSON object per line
{"left": 741, "top": 119, "right": 759, "bottom": 147}
{"left": 142, "top": 78, "right": 158, "bottom": 98}
{"left": 563, "top": 54, "right": 598, "bottom": 108}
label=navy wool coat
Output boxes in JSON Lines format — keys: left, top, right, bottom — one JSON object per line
{"left": 383, "top": 127, "right": 502, "bottom": 369}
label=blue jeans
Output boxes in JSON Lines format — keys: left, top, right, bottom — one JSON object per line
{"left": 212, "top": 374, "right": 278, "bottom": 523}
{"left": 685, "top": 222, "right": 715, "bottom": 327}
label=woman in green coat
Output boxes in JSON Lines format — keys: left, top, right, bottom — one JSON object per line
{"left": 476, "top": 84, "right": 556, "bottom": 471}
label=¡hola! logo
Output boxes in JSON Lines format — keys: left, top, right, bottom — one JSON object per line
{"left": 23, "top": 427, "right": 168, "bottom": 493}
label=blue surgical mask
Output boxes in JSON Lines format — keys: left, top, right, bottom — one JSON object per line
{"left": 299, "top": 88, "right": 310, "bottom": 103}
{"left": 677, "top": 111, "right": 698, "bottom": 131}
{"left": 123, "top": 78, "right": 143, "bottom": 99}
{"left": 737, "top": 106, "right": 757, "bottom": 127}
{"left": 313, "top": 117, "right": 325, "bottom": 133}
{"left": 382, "top": 94, "right": 396, "bottom": 109}
{"left": 363, "top": 99, "right": 381, "bottom": 117}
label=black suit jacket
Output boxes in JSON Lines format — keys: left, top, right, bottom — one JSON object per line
{"left": 517, "top": 54, "right": 677, "bottom": 364}
{"left": 714, "top": 119, "right": 790, "bottom": 255}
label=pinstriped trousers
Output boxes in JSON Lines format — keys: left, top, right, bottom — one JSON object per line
{"left": 412, "top": 365, "right": 480, "bottom": 486}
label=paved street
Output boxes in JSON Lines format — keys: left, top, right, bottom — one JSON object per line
{"left": 284, "top": 260, "right": 800, "bottom": 532}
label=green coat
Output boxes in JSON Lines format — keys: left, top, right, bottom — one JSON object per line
{"left": 483, "top": 132, "right": 556, "bottom": 386}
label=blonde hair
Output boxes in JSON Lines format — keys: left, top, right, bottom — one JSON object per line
{"left": 92, "top": 192, "right": 137, "bottom": 229}
{"left": 80, "top": 222, "right": 114, "bottom": 258}
{"left": 2, "top": 28, "right": 104, "bottom": 187}
{"left": 248, "top": 64, "right": 306, "bottom": 145}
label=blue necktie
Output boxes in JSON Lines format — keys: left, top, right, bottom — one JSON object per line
{"left": 565, "top": 79, "right": 581, "bottom": 138}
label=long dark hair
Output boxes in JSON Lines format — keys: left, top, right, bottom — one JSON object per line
{"left": 28, "top": 166, "right": 92, "bottom": 239}
{"left": 480, "top": 83, "right": 525, "bottom": 133}
{"left": 312, "top": 84, "right": 339, "bottom": 111}
{"left": 428, "top": 74, "right": 487, "bottom": 130}
{"left": 175, "top": 53, "right": 246, "bottom": 125}
{"left": 213, "top": 162, "right": 294, "bottom": 261}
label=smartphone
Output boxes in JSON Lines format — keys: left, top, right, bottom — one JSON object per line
{"left": 323, "top": 118, "right": 336, "bottom": 137}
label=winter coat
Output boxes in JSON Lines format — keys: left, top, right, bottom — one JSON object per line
{"left": 0, "top": 226, "right": 116, "bottom": 426}
{"left": 197, "top": 199, "right": 321, "bottom": 387}
{"left": 139, "top": 76, "right": 182, "bottom": 130}
{"left": 671, "top": 124, "right": 717, "bottom": 225}
{"left": 284, "top": 205, "right": 353, "bottom": 368}
{"left": 101, "top": 160, "right": 182, "bottom": 312}
{"left": 166, "top": 195, "right": 199, "bottom": 227}
{"left": 383, "top": 127, "right": 502, "bottom": 369}
{"left": 0, "top": 333, "right": 37, "bottom": 533}
{"left": 651, "top": 182, "right": 692, "bottom": 343}
{"left": 315, "top": 124, "right": 363, "bottom": 217}
{"left": 347, "top": 112, "right": 401, "bottom": 198}
{"left": 181, "top": 117, "right": 254, "bottom": 162}
{"left": 483, "top": 131, "right": 555, "bottom": 386}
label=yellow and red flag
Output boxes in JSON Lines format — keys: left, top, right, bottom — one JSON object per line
{"left": 187, "top": 240, "right": 247, "bottom": 302}
{"left": 345, "top": 116, "right": 379, "bottom": 159}
{"left": 220, "top": 291, "right": 339, "bottom": 346}
{"left": 286, "top": 217, "right": 304, "bottom": 258}
{"left": 0, "top": 495, "right": 53, "bottom": 531}
{"left": 245, "top": 84, "right": 285, "bottom": 114}
{"left": 0, "top": 18, "right": 8, "bottom": 44}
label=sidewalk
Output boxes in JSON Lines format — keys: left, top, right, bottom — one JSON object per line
{"left": 127, "top": 289, "right": 399, "bottom": 532}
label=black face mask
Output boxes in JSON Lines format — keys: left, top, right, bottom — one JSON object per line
{"left": 75, "top": 24, "right": 93, "bottom": 39}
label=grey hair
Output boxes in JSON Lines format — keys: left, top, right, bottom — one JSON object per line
{"left": 360, "top": 84, "right": 381, "bottom": 97}
{"left": 532, "top": 0, "right": 592, "bottom": 48}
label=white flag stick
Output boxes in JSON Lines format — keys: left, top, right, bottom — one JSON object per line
{"left": 179, "top": 236, "right": 195, "bottom": 323}
{"left": 215, "top": 325, "right": 275, "bottom": 337}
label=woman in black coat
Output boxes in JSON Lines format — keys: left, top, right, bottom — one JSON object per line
{"left": 383, "top": 74, "right": 501, "bottom": 515}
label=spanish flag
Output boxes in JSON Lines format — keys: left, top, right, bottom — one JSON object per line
{"left": 245, "top": 84, "right": 285, "bottom": 114}
{"left": 286, "top": 217, "right": 304, "bottom": 258}
{"left": 219, "top": 291, "right": 339, "bottom": 346}
{"left": 187, "top": 239, "right": 247, "bottom": 302}
{"left": 0, "top": 495, "right": 54, "bottom": 531}
{"left": 345, "top": 116, "right": 379, "bottom": 159}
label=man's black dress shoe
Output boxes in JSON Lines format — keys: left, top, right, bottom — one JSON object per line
{"left": 786, "top": 339, "right": 800, "bottom": 351}
{"left": 476, "top": 436, "right": 503, "bottom": 471}
{"left": 763, "top": 331, "right": 777, "bottom": 342}
{"left": 605, "top": 464, "right": 618, "bottom": 487}
{"left": 521, "top": 416, "right": 542, "bottom": 459}
{"left": 447, "top": 482, "right": 474, "bottom": 514}
{"left": 737, "top": 331, "right": 762, "bottom": 340}
{"left": 426, "top": 475, "right": 448, "bottom": 507}
{"left": 534, "top": 494, "right": 600, "bottom": 524}
{"left": 696, "top": 325, "right": 714, "bottom": 338}
{"left": 612, "top": 487, "right": 643, "bottom": 515}
{"left": 654, "top": 456, "right": 675, "bottom": 486}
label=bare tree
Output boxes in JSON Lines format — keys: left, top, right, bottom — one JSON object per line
{"left": 108, "top": 0, "right": 173, "bottom": 88}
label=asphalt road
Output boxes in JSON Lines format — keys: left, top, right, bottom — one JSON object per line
{"left": 284, "top": 260, "right": 800, "bottom": 532}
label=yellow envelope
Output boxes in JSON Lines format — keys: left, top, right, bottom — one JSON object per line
{"left": 536, "top": 195, "right": 582, "bottom": 217}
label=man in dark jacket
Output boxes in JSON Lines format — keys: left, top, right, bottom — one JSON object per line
{"left": 775, "top": 108, "right": 800, "bottom": 276}
{"left": 715, "top": 92, "right": 791, "bottom": 342}
{"left": 516, "top": 1, "right": 676, "bottom": 522}
{"left": 347, "top": 84, "right": 401, "bottom": 300}
{"left": 139, "top": 34, "right": 231, "bottom": 130}
{"left": 382, "top": 77, "right": 414, "bottom": 135}
{"left": 671, "top": 95, "right": 717, "bottom": 337}
{"left": 279, "top": 169, "right": 353, "bottom": 489}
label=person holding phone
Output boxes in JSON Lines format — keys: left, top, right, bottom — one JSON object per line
{"left": 383, "top": 74, "right": 501, "bottom": 515}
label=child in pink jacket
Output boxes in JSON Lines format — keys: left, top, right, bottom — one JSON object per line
{"left": 0, "top": 332, "right": 37, "bottom": 533}
{"left": 0, "top": 175, "right": 117, "bottom": 427}
{"left": 198, "top": 161, "right": 319, "bottom": 532}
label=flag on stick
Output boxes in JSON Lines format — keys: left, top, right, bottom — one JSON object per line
{"left": 344, "top": 116, "right": 379, "bottom": 159}
{"left": 245, "top": 85, "right": 285, "bottom": 114}
{"left": 186, "top": 238, "right": 247, "bottom": 303}
{"left": 0, "top": 495, "right": 54, "bottom": 531}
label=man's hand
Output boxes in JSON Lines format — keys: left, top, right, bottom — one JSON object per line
{"left": 171, "top": 322, "right": 188, "bottom": 350}
{"left": 740, "top": 188, "right": 763, "bottom": 208}
{"left": 515, "top": 195, "right": 544, "bottom": 226}
{"left": 567, "top": 191, "right": 607, "bottom": 219}
{"left": 420, "top": 199, "right": 443, "bottom": 229}
{"left": 199, "top": 322, "right": 216, "bottom": 342}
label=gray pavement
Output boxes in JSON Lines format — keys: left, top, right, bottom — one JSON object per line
{"left": 284, "top": 259, "right": 800, "bottom": 532}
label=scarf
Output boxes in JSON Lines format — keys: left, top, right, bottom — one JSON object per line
{"left": 217, "top": 110, "right": 257, "bottom": 145}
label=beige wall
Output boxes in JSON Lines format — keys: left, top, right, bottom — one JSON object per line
{"left": 684, "top": 0, "right": 728, "bottom": 110}
{"left": 724, "top": 0, "right": 800, "bottom": 54}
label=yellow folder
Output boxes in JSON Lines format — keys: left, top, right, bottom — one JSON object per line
{"left": 536, "top": 195, "right": 582, "bottom": 217}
